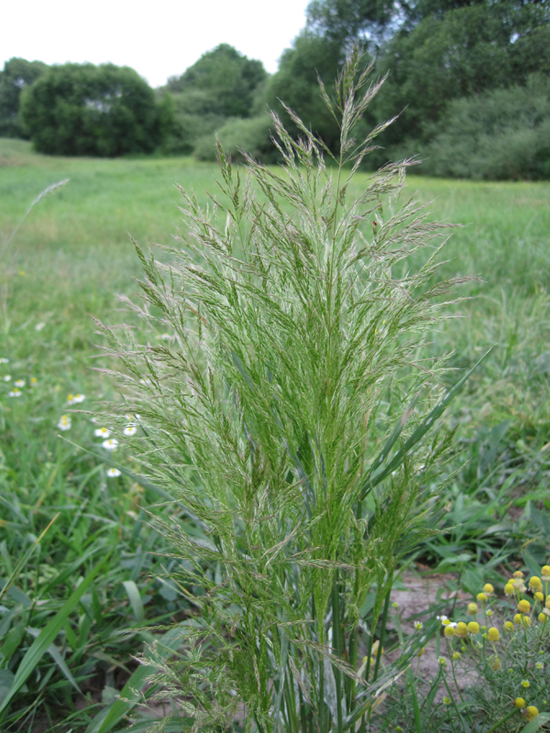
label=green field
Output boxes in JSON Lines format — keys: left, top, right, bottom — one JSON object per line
{"left": 1, "top": 138, "right": 550, "bottom": 731}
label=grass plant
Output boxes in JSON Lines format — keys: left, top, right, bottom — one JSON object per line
{"left": 96, "top": 52, "right": 483, "bottom": 731}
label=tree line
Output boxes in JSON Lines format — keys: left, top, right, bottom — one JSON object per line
{"left": 1, "top": 0, "right": 549, "bottom": 179}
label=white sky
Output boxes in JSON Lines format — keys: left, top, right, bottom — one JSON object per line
{"left": 1, "top": 0, "right": 311, "bottom": 88}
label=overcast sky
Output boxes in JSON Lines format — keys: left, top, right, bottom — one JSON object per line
{"left": 1, "top": 0, "right": 311, "bottom": 87}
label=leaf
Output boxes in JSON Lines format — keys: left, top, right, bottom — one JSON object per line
{"left": 520, "top": 713, "right": 550, "bottom": 733}
{"left": 0, "top": 553, "right": 110, "bottom": 717}
{"left": 0, "top": 514, "right": 59, "bottom": 604}
{"left": 26, "top": 627, "right": 80, "bottom": 692}
{"left": 85, "top": 627, "right": 186, "bottom": 733}
{"left": 0, "top": 670, "right": 14, "bottom": 707}
{"left": 361, "top": 348, "right": 494, "bottom": 498}
{"left": 122, "top": 580, "right": 145, "bottom": 622}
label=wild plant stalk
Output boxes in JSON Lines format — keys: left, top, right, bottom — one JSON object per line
{"left": 101, "top": 49, "right": 469, "bottom": 732}
{"left": 0, "top": 177, "right": 69, "bottom": 332}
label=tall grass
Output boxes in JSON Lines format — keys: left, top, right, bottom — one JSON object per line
{"left": 97, "top": 51, "right": 477, "bottom": 731}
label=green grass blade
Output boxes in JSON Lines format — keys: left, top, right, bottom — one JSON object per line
{"left": 520, "top": 714, "right": 550, "bottom": 733}
{"left": 84, "top": 664, "right": 154, "bottom": 733}
{"left": 85, "top": 628, "right": 187, "bottom": 733}
{"left": 26, "top": 627, "right": 80, "bottom": 692}
{"left": 0, "top": 514, "right": 59, "bottom": 604}
{"left": 0, "top": 552, "right": 110, "bottom": 717}
{"left": 362, "top": 348, "right": 494, "bottom": 498}
{"left": 122, "top": 580, "right": 145, "bottom": 622}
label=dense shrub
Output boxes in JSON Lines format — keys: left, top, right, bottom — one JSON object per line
{"left": 420, "top": 75, "right": 550, "bottom": 180}
{"left": 166, "top": 44, "right": 267, "bottom": 119}
{"left": 19, "top": 63, "right": 162, "bottom": 157}
{"left": 193, "top": 114, "right": 276, "bottom": 163}
{"left": 0, "top": 58, "right": 48, "bottom": 138}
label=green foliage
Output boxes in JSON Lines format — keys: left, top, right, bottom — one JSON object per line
{"left": 19, "top": 63, "right": 162, "bottom": 157}
{"left": 194, "top": 114, "right": 276, "bottom": 163}
{"left": 418, "top": 75, "right": 550, "bottom": 180}
{"left": 263, "top": 31, "right": 351, "bottom": 152}
{"left": 305, "top": 0, "right": 400, "bottom": 48}
{"left": 100, "top": 52, "right": 467, "bottom": 731}
{"left": 374, "top": 2, "right": 550, "bottom": 154}
{"left": 0, "top": 58, "right": 48, "bottom": 138}
{"left": 166, "top": 44, "right": 267, "bottom": 119}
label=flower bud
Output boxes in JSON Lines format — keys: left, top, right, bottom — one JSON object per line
{"left": 518, "top": 600, "right": 531, "bottom": 613}
{"left": 529, "top": 576, "right": 542, "bottom": 591}
{"left": 515, "top": 697, "right": 526, "bottom": 709}
{"left": 487, "top": 627, "right": 500, "bottom": 642}
{"left": 467, "top": 621, "right": 480, "bottom": 634}
{"left": 476, "top": 592, "right": 487, "bottom": 602}
{"left": 483, "top": 583, "right": 494, "bottom": 594}
{"left": 525, "top": 706, "right": 539, "bottom": 722}
{"left": 467, "top": 603, "right": 477, "bottom": 615}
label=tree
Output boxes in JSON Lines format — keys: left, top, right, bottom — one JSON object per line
{"left": 19, "top": 63, "right": 162, "bottom": 156}
{"left": 263, "top": 31, "right": 352, "bottom": 152}
{"left": 373, "top": 1, "right": 550, "bottom": 153}
{"left": 306, "top": 0, "right": 409, "bottom": 49}
{"left": 166, "top": 44, "right": 267, "bottom": 118}
{"left": 0, "top": 58, "right": 48, "bottom": 138}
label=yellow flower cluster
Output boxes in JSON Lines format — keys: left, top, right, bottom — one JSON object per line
{"left": 437, "top": 565, "right": 549, "bottom": 726}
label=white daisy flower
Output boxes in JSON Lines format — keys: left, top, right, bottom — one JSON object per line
{"left": 67, "top": 394, "right": 76, "bottom": 404}
{"left": 73, "top": 394, "right": 85, "bottom": 403}
{"left": 106, "top": 467, "right": 121, "bottom": 478}
{"left": 123, "top": 424, "right": 137, "bottom": 436}
{"left": 57, "top": 415, "right": 71, "bottom": 430}
{"left": 3, "top": 375, "right": 11, "bottom": 382}
{"left": 0, "top": 358, "right": 9, "bottom": 364}
{"left": 14, "top": 379, "right": 25, "bottom": 388}
{"left": 94, "top": 427, "right": 111, "bottom": 438}
{"left": 30, "top": 377, "right": 38, "bottom": 386}
{"left": 8, "top": 388, "right": 22, "bottom": 397}
{"left": 102, "top": 438, "right": 118, "bottom": 451}
{"left": 35, "top": 322, "right": 45, "bottom": 331}
{"left": 125, "top": 413, "right": 140, "bottom": 422}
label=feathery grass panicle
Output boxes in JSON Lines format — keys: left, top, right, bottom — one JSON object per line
{"left": 102, "top": 49, "right": 466, "bottom": 731}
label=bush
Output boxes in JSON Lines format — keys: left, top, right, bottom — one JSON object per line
{"left": 166, "top": 44, "right": 267, "bottom": 119}
{"left": 0, "top": 58, "right": 48, "bottom": 138}
{"left": 419, "top": 75, "right": 550, "bottom": 181}
{"left": 193, "top": 114, "right": 277, "bottom": 163}
{"left": 19, "top": 63, "right": 162, "bottom": 157}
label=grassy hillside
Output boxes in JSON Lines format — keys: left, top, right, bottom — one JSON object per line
{"left": 0, "top": 139, "right": 549, "bottom": 731}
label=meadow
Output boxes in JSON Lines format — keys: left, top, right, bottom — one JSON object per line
{"left": 1, "top": 136, "right": 550, "bottom": 732}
